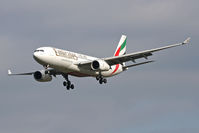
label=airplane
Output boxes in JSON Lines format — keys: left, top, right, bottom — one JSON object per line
{"left": 8, "top": 35, "right": 190, "bottom": 90}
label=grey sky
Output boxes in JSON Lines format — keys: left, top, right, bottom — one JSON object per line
{"left": 0, "top": 0, "right": 199, "bottom": 133}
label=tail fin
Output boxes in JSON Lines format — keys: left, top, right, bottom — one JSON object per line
{"left": 114, "top": 35, "right": 127, "bottom": 56}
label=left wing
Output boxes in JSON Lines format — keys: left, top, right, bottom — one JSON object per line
{"left": 123, "top": 60, "right": 155, "bottom": 69}
{"left": 103, "top": 37, "right": 190, "bottom": 65}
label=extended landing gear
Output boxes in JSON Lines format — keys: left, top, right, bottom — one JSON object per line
{"left": 96, "top": 75, "right": 107, "bottom": 84}
{"left": 62, "top": 74, "right": 74, "bottom": 90}
{"left": 63, "top": 81, "right": 74, "bottom": 90}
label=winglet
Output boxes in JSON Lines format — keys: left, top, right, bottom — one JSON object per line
{"left": 8, "top": 69, "right": 12, "bottom": 75}
{"left": 182, "top": 37, "right": 191, "bottom": 45}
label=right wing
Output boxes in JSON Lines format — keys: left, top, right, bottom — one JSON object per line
{"left": 8, "top": 69, "right": 33, "bottom": 75}
{"left": 8, "top": 68, "right": 61, "bottom": 76}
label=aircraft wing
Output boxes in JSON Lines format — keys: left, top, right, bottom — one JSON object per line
{"left": 8, "top": 68, "right": 61, "bottom": 76}
{"left": 103, "top": 37, "right": 190, "bottom": 66}
{"left": 8, "top": 69, "right": 34, "bottom": 75}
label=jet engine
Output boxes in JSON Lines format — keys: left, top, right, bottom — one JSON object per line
{"left": 33, "top": 70, "right": 52, "bottom": 82}
{"left": 91, "top": 60, "right": 110, "bottom": 71}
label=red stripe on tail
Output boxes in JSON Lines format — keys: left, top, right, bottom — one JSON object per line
{"left": 114, "top": 46, "right": 121, "bottom": 56}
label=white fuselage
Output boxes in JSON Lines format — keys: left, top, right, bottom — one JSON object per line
{"left": 33, "top": 47, "right": 123, "bottom": 77}
{"left": 8, "top": 35, "right": 190, "bottom": 89}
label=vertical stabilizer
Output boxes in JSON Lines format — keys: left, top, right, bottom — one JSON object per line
{"left": 114, "top": 35, "right": 127, "bottom": 56}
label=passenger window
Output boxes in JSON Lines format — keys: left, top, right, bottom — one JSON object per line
{"left": 34, "top": 50, "right": 44, "bottom": 52}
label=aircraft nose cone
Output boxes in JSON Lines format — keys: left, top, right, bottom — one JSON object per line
{"left": 33, "top": 52, "right": 40, "bottom": 61}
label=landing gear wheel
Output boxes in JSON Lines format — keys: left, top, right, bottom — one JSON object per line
{"left": 96, "top": 76, "right": 100, "bottom": 81}
{"left": 98, "top": 76, "right": 107, "bottom": 84}
{"left": 71, "top": 84, "right": 74, "bottom": 89}
{"left": 99, "top": 79, "right": 103, "bottom": 84}
{"left": 62, "top": 74, "right": 75, "bottom": 90}
{"left": 66, "top": 85, "right": 70, "bottom": 90}
{"left": 67, "top": 81, "right": 71, "bottom": 86}
{"left": 63, "top": 81, "right": 67, "bottom": 86}
{"left": 103, "top": 79, "right": 107, "bottom": 84}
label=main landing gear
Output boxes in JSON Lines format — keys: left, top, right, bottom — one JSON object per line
{"left": 62, "top": 74, "right": 74, "bottom": 90}
{"left": 96, "top": 75, "right": 107, "bottom": 84}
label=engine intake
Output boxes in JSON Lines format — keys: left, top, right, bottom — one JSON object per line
{"left": 91, "top": 60, "right": 110, "bottom": 71}
{"left": 34, "top": 70, "right": 52, "bottom": 82}
{"left": 92, "top": 60, "right": 100, "bottom": 69}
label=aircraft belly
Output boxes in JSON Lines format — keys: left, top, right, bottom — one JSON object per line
{"left": 101, "top": 64, "right": 123, "bottom": 77}
{"left": 66, "top": 64, "right": 124, "bottom": 78}
{"left": 43, "top": 56, "right": 124, "bottom": 78}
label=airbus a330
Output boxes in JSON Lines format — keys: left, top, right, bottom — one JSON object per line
{"left": 8, "top": 35, "right": 190, "bottom": 90}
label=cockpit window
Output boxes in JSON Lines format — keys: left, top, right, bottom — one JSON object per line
{"left": 34, "top": 49, "right": 44, "bottom": 52}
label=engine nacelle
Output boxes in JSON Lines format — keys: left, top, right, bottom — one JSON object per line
{"left": 91, "top": 60, "right": 110, "bottom": 71}
{"left": 33, "top": 70, "right": 52, "bottom": 82}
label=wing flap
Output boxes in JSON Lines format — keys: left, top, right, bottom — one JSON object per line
{"left": 104, "top": 52, "right": 153, "bottom": 65}
{"left": 123, "top": 60, "right": 155, "bottom": 69}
